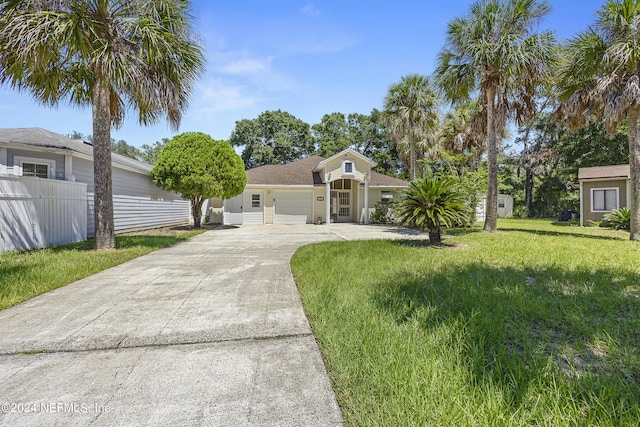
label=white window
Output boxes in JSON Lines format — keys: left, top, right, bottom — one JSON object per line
{"left": 251, "top": 193, "right": 261, "bottom": 208}
{"left": 15, "top": 156, "right": 56, "bottom": 179}
{"left": 343, "top": 160, "right": 354, "bottom": 175}
{"left": 381, "top": 191, "right": 394, "bottom": 201}
{"left": 498, "top": 199, "right": 506, "bottom": 208}
{"left": 591, "top": 187, "right": 619, "bottom": 212}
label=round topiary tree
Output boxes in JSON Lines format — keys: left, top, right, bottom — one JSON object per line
{"left": 152, "top": 132, "right": 246, "bottom": 228}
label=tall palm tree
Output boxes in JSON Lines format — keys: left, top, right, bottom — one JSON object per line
{"left": 556, "top": 0, "right": 640, "bottom": 241}
{"left": 398, "top": 176, "right": 468, "bottom": 245}
{"left": 382, "top": 74, "right": 440, "bottom": 182}
{"left": 0, "top": 0, "right": 205, "bottom": 249}
{"left": 435, "top": 0, "right": 556, "bottom": 232}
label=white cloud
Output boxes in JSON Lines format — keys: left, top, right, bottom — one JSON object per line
{"left": 301, "top": 3, "right": 320, "bottom": 17}
{"left": 221, "top": 57, "right": 271, "bottom": 75}
{"left": 198, "top": 80, "right": 260, "bottom": 113}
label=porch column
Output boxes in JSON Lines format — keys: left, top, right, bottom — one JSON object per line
{"left": 364, "top": 174, "right": 370, "bottom": 224}
{"left": 325, "top": 180, "right": 331, "bottom": 225}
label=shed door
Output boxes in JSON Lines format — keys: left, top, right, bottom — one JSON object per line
{"left": 274, "top": 191, "right": 312, "bottom": 224}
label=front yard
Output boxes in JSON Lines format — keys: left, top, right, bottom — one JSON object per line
{"left": 292, "top": 219, "right": 640, "bottom": 426}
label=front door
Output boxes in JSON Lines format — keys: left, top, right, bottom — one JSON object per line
{"left": 330, "top": 190, "right": 351, "bottom": 222}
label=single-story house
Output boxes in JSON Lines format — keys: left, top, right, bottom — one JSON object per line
{"left": 578, "top": 164, "right": 631, "bottom": 226}
{"left": 208, "top": 148, "right": 409, "bottom": 225}
{"left": 0, "top": 128, "right": 189, "bottom": 252}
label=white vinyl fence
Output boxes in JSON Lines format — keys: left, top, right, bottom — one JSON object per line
{"left": 86, "top": 193, "right": 190, "bottom": 238}
{"left": 0, "top": 176, "right": 87, "bottom": 253}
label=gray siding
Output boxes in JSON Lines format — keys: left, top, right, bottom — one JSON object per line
{"left": 6, "top": 148, "right": 66, "bottom": 180}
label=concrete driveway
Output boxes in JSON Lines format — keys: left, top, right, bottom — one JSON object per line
{"left": 0, "top": 224, "right": 427, "bottom": 426}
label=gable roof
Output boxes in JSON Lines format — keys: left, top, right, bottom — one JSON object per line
{"left": 0, "top": 127, "right": 152, "bottom": 173}
{"left": 314, "top": 147, "right": 376, "bottom": 171}
{"left": 578, "top": 164, "right": 630, "bottom": 180}
{"left": 246, "top": 155, "right": 408, "bottom": 187}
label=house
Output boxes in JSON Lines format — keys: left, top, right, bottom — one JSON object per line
{"left": 0, "top": 128, "right": 190, "bottom": 252}
{"left": 578, "top": 164, "right": 631, "bottom": 226}
{"left": 208, "top": 148, "right": 409, "bottom": 225}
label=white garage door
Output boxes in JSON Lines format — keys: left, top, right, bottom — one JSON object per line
{"left": 274, "top": 191, "right": 313, "bottom": 224}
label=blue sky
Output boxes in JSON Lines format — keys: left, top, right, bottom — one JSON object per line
{"left": 0, "top": 1, "right": 607, "bottom": 148}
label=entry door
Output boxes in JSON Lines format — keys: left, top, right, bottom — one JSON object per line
{"left": 331, "top": 190, "right": 351, "bottom": 222}
{"left": 225, "top": 195, "right": 243, "bottom": 225}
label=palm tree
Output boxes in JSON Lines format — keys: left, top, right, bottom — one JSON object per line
{"left": 382, "top": 74, "right": 440, "bottom": 182}
{"left": 556, "top": 0, "right": 640, "bottom": 241}
{"left": 0, "top": 0, "right": 205, "bottom": 249}
{"left": 440, "top": 101, "right": 484, "bottom": 169}
{"left": 435, "top": 0, "right": 557, "bottom": 232}
{"left": 398, "top": 176, "right": 468, "bottom": 245}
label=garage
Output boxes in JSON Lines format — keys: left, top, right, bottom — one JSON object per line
{"left": 274, "top": 190, "right": 313, "bottom": 224}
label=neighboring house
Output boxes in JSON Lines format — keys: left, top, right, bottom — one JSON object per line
{"left": 207, "top": 148, "right": 409, "bottom": 225}
{"left": 578, "top": 164, "right": 631, "bottom": 226}
{"left": 0, "top": 128, "right": 190, "bottom": 252}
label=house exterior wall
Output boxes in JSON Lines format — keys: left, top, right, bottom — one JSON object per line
{"left": 0, "top": 176, "right": 87, "bottom": 253}
{"left": 322, "top": 155, "right": 370, "bottom": 183}
{"left": 4, "top": 148, "right": 66, "bottom": 180}
{"left": 581, "top": 179, "right": 629, "bottom": 225}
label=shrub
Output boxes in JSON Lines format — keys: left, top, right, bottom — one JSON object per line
{"left": 371, "top": 200, "right": 399, "bottom": 224}
{"left": 602, "top": 208, "right": 631, "bottom": 231}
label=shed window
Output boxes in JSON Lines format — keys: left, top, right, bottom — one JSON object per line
{"left": 22, "top": 162, "right": 49, "bottom": 179}
{"left": 251, "top": 193, "right": 261, "bottom": 208}
{"left": 591, "top": 188, "right": 618, "bottom": 212}
{"left": 498, "top": 199, "right": 506, "bottom": 208}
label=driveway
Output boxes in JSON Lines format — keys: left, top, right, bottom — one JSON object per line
{"left": 0, "top": 224, "right": 427, "bottom": 426}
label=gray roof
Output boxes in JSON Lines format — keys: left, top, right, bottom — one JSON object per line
{"left": 0, "top": 127, "right": 152, "bottom": 172}
{"left": 578, "top": 164, "right": 630, "bottom": 180}
{"left": 246, "top": 155, "right": 409, "bottom": 187}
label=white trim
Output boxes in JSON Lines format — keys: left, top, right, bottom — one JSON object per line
{"left": 314, "top": 148, "right": 377, "bottom": 171}
{"left": 579, "top": 181, "right": 584, "bottom": 226}
{"left": 580, "top": 177, "right": 630, "bottom": 183}
{"left": 0, "top": 141, "right": 71, "bottom": 156}
{"left": 65, "top": 153, "right": 73, "bottom": 181}
{"left": 590, "top": 187, "right": 619, "bottom": 212}
{"left": 245, "top": 184, "right": 315, "bottom": 189}
{"left": 342, "top": 159, "right": 355, "bottom": 177}
{"left": 14, "top": 155, "right": 56, "bottom": 179}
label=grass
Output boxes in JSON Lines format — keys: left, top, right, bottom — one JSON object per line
{"left": 291, "top": 219, "right": 640, "bottom": 426}
{"left": 0, "top": 226, "right": 206, "bottom": 310}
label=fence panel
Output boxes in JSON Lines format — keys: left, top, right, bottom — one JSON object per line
{"left": 0, "top": 176, "right": 87, "bottom": 253}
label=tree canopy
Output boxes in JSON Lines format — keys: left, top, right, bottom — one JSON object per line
{"left": 229, "top": 110, "right": 314, "bottom": 169}
{"left": 152, "top": 132, "right": 246, "bottom": 227}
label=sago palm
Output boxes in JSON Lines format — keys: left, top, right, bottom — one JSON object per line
{"left": 435, "top": 0, "right": 557, "bottom": 232}
{"left": 556, "top": 0, "right": 640, "bottom": 241}
{"left": 398, "top": 176, "right": 468, "bottom": 245}
{"left": 0, "top": 0, "right": 205, "bottom": 249}
{"left": 382, "top": 74, "right": 440, "bottom": 182}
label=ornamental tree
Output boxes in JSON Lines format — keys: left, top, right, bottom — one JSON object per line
{"left": 152, "top": 132, "right": 246, "bottom": 227}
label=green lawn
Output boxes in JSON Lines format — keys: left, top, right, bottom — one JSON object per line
{"left": 292, "top": 219, "right": 640, "bottom": 426}
{"left": 0, "top": 227, "right": 205, "bottom": 310}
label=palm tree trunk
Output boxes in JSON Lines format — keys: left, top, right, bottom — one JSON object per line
{"left": 428, "top": 226, "right": 441, "bottom": 245}
{"left": 409, "top": 134, "right": 416, "bottom": 182}
{"left": 628, "top": 107, "right": 640, "bottom": 241}
{"left": 92, "top": 79, "right": 116, "bottom": 250}
{"left": 484, "top": 86, "right": 498, "bottom": 232}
